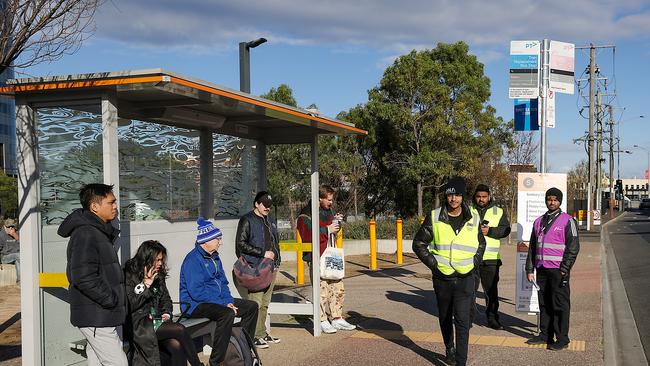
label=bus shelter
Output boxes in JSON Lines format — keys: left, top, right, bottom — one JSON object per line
{"left": 0, "top": 69, "right": 366, "bottom": 365}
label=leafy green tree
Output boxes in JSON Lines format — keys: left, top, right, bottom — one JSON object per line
{"left": 356, "top": 42, "right": 511, "bottom": 217}
{"left": 0, "top": 170, "right": 17, "bottom": 218}
{"left": 262, "top": 85, "right": 310, "bottom": 229}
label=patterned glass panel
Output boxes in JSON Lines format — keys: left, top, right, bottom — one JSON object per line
{"left": 37, "top": 106, "right": 103, "bottom": 226}
{"left": 213, "top": 134, "right": 257, "bottom": 217}
{"left": 118, "top": 120, "right": 200, "bottom": 221}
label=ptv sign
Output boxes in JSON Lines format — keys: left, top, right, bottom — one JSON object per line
{"left": 509, "top": 41, "right": 540, "bottom": 99}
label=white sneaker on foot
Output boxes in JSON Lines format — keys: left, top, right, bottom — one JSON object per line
{"left": 331, "top": 318, "right": 356, "bottom": 331}
{"left": 321, "top": 320, "right": 337, "bottom": 334}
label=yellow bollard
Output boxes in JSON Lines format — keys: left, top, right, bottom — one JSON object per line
{"left": 296, "top": 230, "right": 305, "bottom": 285}
{"left": 369, "top": 220, "right": 377, "bottom": 270}
{"left": 396, "top": 218, "right": 403, "bottom": 265}
{"left": 336, "top": 227, "right": 343, "bottom": 248}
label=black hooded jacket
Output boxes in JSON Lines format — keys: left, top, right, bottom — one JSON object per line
{"left": 412, "top": 202, "right": 487, "bottom": 280}
{"left": 58, "top": 209, "right": 126, "bottom": 327}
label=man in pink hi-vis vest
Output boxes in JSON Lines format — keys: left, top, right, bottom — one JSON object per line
{"left": 525, "top": 187, "right": 580, "bottom": 351}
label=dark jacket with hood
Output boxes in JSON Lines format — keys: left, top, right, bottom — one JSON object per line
{"left": 235, "top": 210, "right": 280, "bottom": 269}
{"left": 124, "top": 267, "right": 173, "bottom": 366}
{"left": 412, "top": 202, "right": 487, "bottom": 280}
{"left": 473, "top": 199, "right": 511, "bottom": 266}
{"left": 59, "top": 208, "right": 126, "bottom": 327}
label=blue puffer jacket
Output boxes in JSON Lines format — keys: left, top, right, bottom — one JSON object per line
{"left": 179, "top": 243, "right": 234, "bottom": 315}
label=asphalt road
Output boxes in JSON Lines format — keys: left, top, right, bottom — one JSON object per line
{"left": 606, "top": 209, "right": 650, "bottom": 362}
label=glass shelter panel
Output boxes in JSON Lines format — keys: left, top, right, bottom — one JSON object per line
{"left": 118, "top": 120, "right": 200, "bottom": 221}
{"left": 213, "top": 134, "right": 257, "bottom": 217}
{"left": 36, "top": 105, "right": 103, "bottom": 365}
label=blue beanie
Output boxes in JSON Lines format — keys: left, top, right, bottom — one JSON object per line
{"left": 196, "top": 217, "right": 222, "bottom": 244}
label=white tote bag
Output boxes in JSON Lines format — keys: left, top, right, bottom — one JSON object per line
{"left": 320, "top": 233, "right": 345, "bottom": 280}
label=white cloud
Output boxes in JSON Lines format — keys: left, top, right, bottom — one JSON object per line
{"left": 95, "top": 0, "right": 650, "bottom": 59}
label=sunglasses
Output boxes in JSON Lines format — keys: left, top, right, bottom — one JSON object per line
{"left": 5, "top": 226, "right": 15, "bottom": 229}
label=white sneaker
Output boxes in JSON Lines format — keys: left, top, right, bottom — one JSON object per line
{"left": 331, "top": 318, "right": 356, "bottom": 331}
{"left": 321, "top": 320, "right": 337, "bottom": 334}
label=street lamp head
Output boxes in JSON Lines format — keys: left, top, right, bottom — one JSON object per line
{"left": 246, "top": 38, "right": 267, "bottom": 49}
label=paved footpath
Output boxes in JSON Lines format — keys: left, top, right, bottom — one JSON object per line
{"left": 0, "top": 234, "right": 603, "bottom": 365}
{"left": 245, "top": 234, "right": 603, "bottom": 366}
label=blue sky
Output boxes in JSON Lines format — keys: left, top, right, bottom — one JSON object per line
{"left": 23, "top": 0, "right": 650, "bottom": 177}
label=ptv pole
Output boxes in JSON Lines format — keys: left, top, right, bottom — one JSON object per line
{"left": 539, "top": 39, "right": 549, "bottom": 173}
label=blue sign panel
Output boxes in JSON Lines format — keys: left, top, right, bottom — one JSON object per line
{"left": 514, "top": 98, "right": 539, "bottom": 131}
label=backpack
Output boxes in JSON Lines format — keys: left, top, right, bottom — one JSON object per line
{"left": 224, "top": 327, "right": 262, "bottom": 366}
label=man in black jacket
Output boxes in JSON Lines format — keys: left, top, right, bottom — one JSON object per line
{"left": 59, "top": 183, "right": 127, "bottom": 365}
{"left": 470, "top": 184, "right": 511, "bottom": 330}
{"left": 413, "top": 177, "right": 486, "bottom": 366}
{"left": 235, "top": 191, "right": 281, "bottom": 349}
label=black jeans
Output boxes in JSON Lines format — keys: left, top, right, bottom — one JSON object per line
{"left": 191, "top": 299, "right": 259, "bottom": 365}
{"left": 478, "top": 264, "right": 501, "bottom": 322}
{"left": 536, "top": 267, "right": 571, "bottom": 345}
{"left": 433, "top": 274, "right": 475, "bottom": 366}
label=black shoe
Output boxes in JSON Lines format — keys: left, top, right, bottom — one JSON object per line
{"left": 526, "top": 335, "right": 548, "bottom": 345}
{"left": 487, "top": 319, "right": 504, "bottom": 330}
{"left": 547, "top": 341, "right": 569, "bottom": 351}
{"left": 444, "top": 346, "right": 456, "bottom": 365}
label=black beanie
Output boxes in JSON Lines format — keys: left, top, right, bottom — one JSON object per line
{"left": 445, "top": 177, "right": 466, "bottom": 196}
{"left": 474, "top": 184, "right": 490, "bottom": 195}
{"left": 545, "top": 187, "right": 563, "bottom": 203}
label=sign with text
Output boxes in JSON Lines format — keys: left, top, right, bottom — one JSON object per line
{"left": 514, "top": 98, "right": 539, "bottom": 131}
{"left": 549, "top": 40, "right": 575, "bottom": 94}
{"left": 516, "top": 242, "right": 539, "bottom": 313}
{"left": 546, "top": 90, "right": 556, "bottom": 128}
{"left": 509, "top": 41, "right": 540, "bottom": 99}
{"left": 516, "top": 173, "right": 568, "bottom": 241}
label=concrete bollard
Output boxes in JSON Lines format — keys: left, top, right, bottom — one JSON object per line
{"left": 369, "top": 220, "right": 377, "bottom": 270}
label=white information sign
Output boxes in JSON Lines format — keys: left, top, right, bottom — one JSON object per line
{"left": 546, "top": 89, "right": 556, "bottom": 128}
{"left": 549, "top": 40, "right": 575, "bottom": 94}
{"left": 516, "top": 242, "right": 539, "bottom": 312}
{"left": 515, "top": 173, "right": 567, "bottom": 313}
{"left": 509, "top": 40, "right": 540, "bottom": 99}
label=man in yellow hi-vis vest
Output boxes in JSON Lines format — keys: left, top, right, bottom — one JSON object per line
{"left": 471, "top": 184, "right": 511, "bottom": 330}
{"left": 413, "top": 177, "right": 486, "bottom": 366}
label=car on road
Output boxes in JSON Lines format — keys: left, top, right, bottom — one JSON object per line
{"left": 640, "top": 198, "right": 650, "bottom": 210}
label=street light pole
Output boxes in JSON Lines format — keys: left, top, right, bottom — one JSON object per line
{"left": 239, "top": 38, "right": 267, "bottom": 93}
{"left": 238, "top": 38, "right": 268, "bottom": 210}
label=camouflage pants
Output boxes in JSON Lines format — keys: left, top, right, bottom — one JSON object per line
{"left": 320, "top": 279, "right": 345, "bottom": 322}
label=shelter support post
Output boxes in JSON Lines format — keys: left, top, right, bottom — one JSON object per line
{"left": 199, "top": 130, "right": 214, "bottom": 218}
{"left": 310, "top": 136, "right": 321, "bottom": 336}
{"left": 16, "top": 100, "right": 41, "bottom": 366}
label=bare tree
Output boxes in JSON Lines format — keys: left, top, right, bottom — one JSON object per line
{"left": 0, "top": 0, "right": 101, "bottom": 75}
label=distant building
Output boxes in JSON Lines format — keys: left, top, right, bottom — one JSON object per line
{"left": 0, "top": 67, "right": 16, "bottom": 175}
{"left": 622, "top": 178, "right": 649, "bottom": 200}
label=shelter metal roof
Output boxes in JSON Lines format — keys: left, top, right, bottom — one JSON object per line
{"left": 0, "top": 69, "right": 366, "bottom": 144}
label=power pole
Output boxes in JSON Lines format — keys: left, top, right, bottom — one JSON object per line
{"left": 540, "top": 39, "right": 549, "bottom": 173}
{"left": 609, "top": 105, "right": 615, "bottom": 217}
{"left": 596, "top": 89, "right": 602, "bottom": 215}
{"left": 576, "top": 43, "right": 615, "bottom": 230}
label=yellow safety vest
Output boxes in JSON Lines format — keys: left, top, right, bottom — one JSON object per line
{"left": 482, "top": 206, "right": 504, "bottom": 261}
{"left": 428, "top": 207, "right": 480, "bottom": 275}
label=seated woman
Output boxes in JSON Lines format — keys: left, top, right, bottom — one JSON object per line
{"left": 124, "top": 240, "right": 203, "bottom": 366}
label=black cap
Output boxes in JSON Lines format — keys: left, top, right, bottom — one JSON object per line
{"left": 254, "top": 191, "right": 273, "bottom": 208}
{"left": 474, "top": 184, "right": 490, "bottom": 195}
{"left": 545, "top": 187, "right": 563, "bottom": 203}
{"left": 445, "top": 177, "right": 466, "bottom": 196}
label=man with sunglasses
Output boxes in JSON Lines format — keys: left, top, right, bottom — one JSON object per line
{"left": 0, "top": 218, "right": 20, "bottom": 284}
{"left": 235, "top": 191, "right": 281, "bottom": 349}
